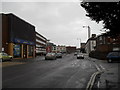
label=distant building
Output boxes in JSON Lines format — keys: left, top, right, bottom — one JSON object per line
{"left": 36, "top": 32, "right": 47, "bottom": 55}
{"left": 52, "top": 44, "right": 57, "bottom": 53}
{"left": 66, "top": 46, "right": 76, "bottom": 54}
{"left": 56, "top": 45, "right": 66, "bottom": 53}
{"left": 85, "top": 34, "right": 96, "bottom": 54}
{"left": 80, "top": 43, "right": 86, "bottom": 53}
{"left": 46, "top": 42, "right": 56, "bottom": 53}
{"left": 2, "top": 13, "right": 36, "bottom": 58}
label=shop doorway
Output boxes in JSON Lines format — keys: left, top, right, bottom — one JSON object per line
{"left": 23, "top": 45, "right": 27, "bottom": 58}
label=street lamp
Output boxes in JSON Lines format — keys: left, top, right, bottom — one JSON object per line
{"left": 83, "top": 26, "right": 91, "bottom": 39}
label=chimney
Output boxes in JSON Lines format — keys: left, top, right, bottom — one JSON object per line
{"left": 92, "top": 34, "right": 96, "bottom": 38}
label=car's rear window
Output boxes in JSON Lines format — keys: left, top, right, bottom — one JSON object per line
{"left": 108, "top": 52, "right": 119, "bottom": 56}
{"left": 47, "top": 53, "right": 55, "bottom": 55}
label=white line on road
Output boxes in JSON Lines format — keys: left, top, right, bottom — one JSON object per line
{"left": 86, "top": 63, "right": 104, "bottom": 90}
{"left": 97, "top": 81, "right": 100, "bottom": 88}
{"left": 99, "top": 64, "right": 105, "bottom": 70}
{"left": 94, "top": 64, "right": 101, "bottom": 71}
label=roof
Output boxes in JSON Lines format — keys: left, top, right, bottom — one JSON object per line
{"left": 36, "top": 31, "right": 47, "bottom": 40}
{"left": 6, "top": 13, "right": 35, "bottom": 27}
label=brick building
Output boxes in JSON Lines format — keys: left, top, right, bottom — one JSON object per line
{"left": 57, "top": 45, "right": 66, "bottom": 53}
{"left": 66, "top": 46, "right": 76, "bottom": 54}
{"left": 90, "top": 34, "right": 120, "bottom": 60}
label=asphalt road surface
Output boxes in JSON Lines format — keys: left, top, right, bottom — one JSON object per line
{"left": 2, "top": 53, "right": 119, "bottom": 89}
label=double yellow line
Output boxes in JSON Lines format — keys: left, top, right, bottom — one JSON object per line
{"left": 86, "top": 64, "right": 104, "bottom": 90}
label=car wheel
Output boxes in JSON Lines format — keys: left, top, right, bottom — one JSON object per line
{"left": 108, "top": 59, "right": 112, "bottom": 63}
{"left": 10, "top": 58, "right": 12, "bottom": 61}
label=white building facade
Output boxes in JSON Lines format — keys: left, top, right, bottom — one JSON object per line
{"left": 85, "top": 38, "right": 96, "bottom": 54}
{"left": 36, "top": 32, "right": 47, "bottom": 55}
{"left": 56, "top": 45, "right": 66, "bottom": 53}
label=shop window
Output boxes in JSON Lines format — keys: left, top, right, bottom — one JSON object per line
{"left": 13, "top": 44, "right": 21, "bottom": 58}
{"left": 28, "top": 46, "right": 33, "bottom": 56}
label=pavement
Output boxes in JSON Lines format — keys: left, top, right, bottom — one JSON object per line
{"left": 90, "top": 57, "right": 120, "bottom": 90}
{"left": 99, "top": 63, "right": 120, "bottom": 89}
{"left": 0, "top": 56, "right": 45, "bottom": 68}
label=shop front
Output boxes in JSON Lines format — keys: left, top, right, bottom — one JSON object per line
{"left": 2, "top": 13, "right": 36, "bottom": 59}
{"left": 8, "top": 38, "right": 35, "bottom": 59}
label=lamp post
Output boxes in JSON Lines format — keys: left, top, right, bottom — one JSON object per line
{"left": 83, "top": 26, "right": 91, "bottom": 39}
{"left": 83, "top": 26, "right": 91, "bottom": 54}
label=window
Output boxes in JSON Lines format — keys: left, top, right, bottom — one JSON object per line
{"left": 13, "top": 44, "right": 21, "bottom": 58}
{"left": 28, "top": 46, "right": 33, "bottom": 56}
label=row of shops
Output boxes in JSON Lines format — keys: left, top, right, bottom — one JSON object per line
{"left": 1, "top": 13, "right": 77, "bottom": 59}
{"left": 7, "top": 43, "right": 35, "bottom": 58}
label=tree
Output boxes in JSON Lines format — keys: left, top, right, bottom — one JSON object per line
{"left": 81, "top": 2, "right": 120, "bottom": 36}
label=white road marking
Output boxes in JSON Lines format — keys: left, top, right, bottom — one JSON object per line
{"left": 97, "top": 81, "right": 100, "bottom": 88}
{"left": 94, "top": 64, "right": 101, "bottom": 71}
{"left": 99, "top": 64, "right": 105, "bottom": 70}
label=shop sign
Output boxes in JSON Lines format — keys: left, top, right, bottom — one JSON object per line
{"left": 14, "top": 38, "right": 35, "bottom": 45}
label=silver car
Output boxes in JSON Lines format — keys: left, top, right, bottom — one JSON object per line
{"left": 0, "top": 52, "right": 13, "bottom": 62}
{"left": 56, "top": 53, "right": 62, "bottom": 58}
{"left": 45, "top": 53, "right": 57, "bottom": 60}
{"left": 77, "top": 53, "right": 84, "bottom": 59}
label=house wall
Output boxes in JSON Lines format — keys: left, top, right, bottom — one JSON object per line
{"left": 0, "top": 14, "right": 2, "bottom": 52}
{"left": 2, "top": 14, "right": 9, "bottom": 53}
{"left": 66, "top": 46, "right": 76, "bottom": 54}
{"left": 2, "top": 13, "right": 36, "bottom": 59}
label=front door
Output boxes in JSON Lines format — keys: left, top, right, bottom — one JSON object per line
{"left": 23, "top": 45, "right": 27, "bottom": 58}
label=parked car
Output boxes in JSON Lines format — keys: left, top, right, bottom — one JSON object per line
{"left": 106, "top": 51, "right": 120, "bottom": 63}
{"left": 56, "top": 53, "right": 62, "bottom": 58}
{"left": 0, "top": 52, "right": 13, "bottom": 62}
{"left": 77, "top": 53, "right": 84, "bottom": 59}
{"left": 74, "top": 52, "right": 77, "bottom": 56}
{"left": 45, "top": 53, "right": 57, "bottom": 60}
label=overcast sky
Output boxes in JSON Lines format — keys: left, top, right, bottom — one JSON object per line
{"left": 1, "top": 0, "right": 104, "bottom": 48}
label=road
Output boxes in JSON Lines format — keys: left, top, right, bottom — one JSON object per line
{"left": 2, "top": 53, "right": 119, "bottom": 89}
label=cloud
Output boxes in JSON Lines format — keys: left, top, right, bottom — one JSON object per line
{"left": 2, "top": 2, "right": 103, "bottom": 48}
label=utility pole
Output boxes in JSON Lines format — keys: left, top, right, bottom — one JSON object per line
{"left": 83, "top": 26, "right": 91, "bottom": 39}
